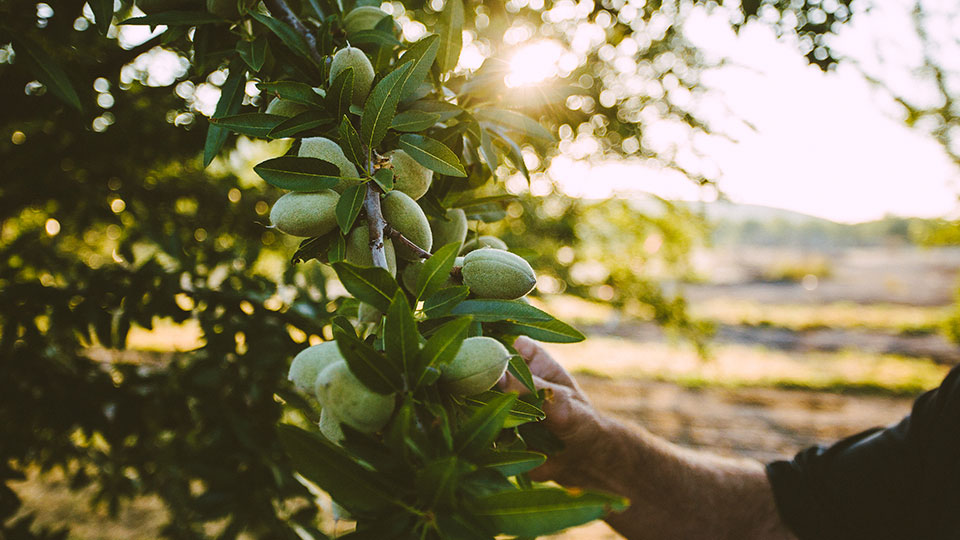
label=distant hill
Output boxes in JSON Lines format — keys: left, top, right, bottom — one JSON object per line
{"left": 620, "top": 195, "right": 931, "bottom": 248}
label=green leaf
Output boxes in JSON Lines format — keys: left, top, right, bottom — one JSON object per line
{"left": 384, "top": 291, "right": 419, "bottom": 383}
{"left": 249, "top": 11, "right": 315, "bottom": 63}
{"left": 350, "top": 29, "right": 402, "bottom": 47}
{"left": 492, "top": 319, "right": 586, "bottom": 343}
{"left": 475, "top": 109, "right": 555, "bottom": 142}
{"left": 339, "top": 116, "right": 366, "bottom": 170}
{"left": 436, "top": 0, "right": 464, "bottom": 73}
{"left": 476, "top": 451, "right": 546, "bottom": 477}
{"left": 210, "top": 113, "right": 287, "bottom": 138}
{"left": 390, "top": 110, "right": 440, "bottom": 132}
{"left": 372, "top": 168, "right": 394, "bottom": 191}
{"left": 11, "top": 35, "right": 82, "bottom": 111}
{"left": 253, "top": 156, "right": 342, "bottom": 191}
{"left": 336, "top": 183, "right": 366, "bottom": 234}
{"left": 119, "top": 11, "right": 223, "bottom": 26}
{"left": 415, "top": 316, "right": 471, "bottom": 388}
{"left": 397, "top": 34, "right": 440, "bottom": 100}
{"left": 415, "top": 242, "right": 460, "bottom": 302}
{"left": 331, "top": 262, "right": 400, "bottom": 313}
{"left": 328, "top": 233, "right": 347, "bottom": 263}
{"left": 269, "top": 110, "right": 335, "bottom": 138}
{"left": 455, "top": 392, "right": 517, "bottom": 456}
{"left": 258, "top": 81, "right": 324, "bottom": 106}
{"left": 448, "top": 300, "right": 552, "bottom": 323}
{"left": 236, "top": 37, "right": 268, "bottom": 71}
{"left": 398, "top": 134, "right": 467, "bottom": 177}
{"left": 91, "top": 0, "right": 114, "bottom": 35}
{"left": 327, "top": 67, "right": 356, "bottom": 120}
{"left": 423, "top": 286, "right": 469, "bottom": 319}
{"left": 333, "top": 326, "right": 403, "bottom": 393}
{"left": 361, "top": 62, "right": 413, "bottom": 149}
{"left": 479, "top": 128, "right": 499, "bottom": 171}
{"left": 277, "top": 424, "right": 397, "bottom": 513}
{"left": 473, "top": 488, "right": 629, "bottom": 537}
{"left": 465, "top": 390, "right": 545, "bottom": 428}
{"left": 204, "top": 57, "right": 246, "bottom": 167}
{"left": 408, "top": 100, "right": 463, "bottom": 122}
{"left": 417, "top": 457, "right": 473, "bottom": 509}
{"left": 492, "top": 130, "right": 529, "bottom": 179}
{"left": 507, "top": 355, "right": 536, "bottom": 394}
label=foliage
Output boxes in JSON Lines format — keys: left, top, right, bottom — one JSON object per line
{"left": 0, "top": 0, "right": 857, "bottom": 538}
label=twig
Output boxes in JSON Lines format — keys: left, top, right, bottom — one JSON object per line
{"left": 385, "top": 226, "right": 432, "bottom": 260}
{"left": 263, "top": 0, "right": 325, "bottom": 66}
{"left": 363, "top": 183, "right": 391, "bottom": 270}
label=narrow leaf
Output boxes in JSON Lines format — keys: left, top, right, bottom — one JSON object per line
{"left": 507, "top": 355, "right": 537, "bottom": 393}
{"left": 455, "top": 392, "right": 517, "bottom": 456}
{"left": 119, "top": 11, "right": 223, "bottom": 26}
{"left": 332, "top": 262, "right": 399, "bottom": 313}
{"left": 204, "top": 57, "right": 246, "bottom": 167}
{"left": 258, "top": 80, "right": 325, "bottom": 106}
{"left": 397, "top": 34, "right": 440, "bottom": 100}
{"left": 417, "top": 457, "right": 472, "bottom": 509}
{"left": 415, "top": 242, "right": 460, "bottom": 302}
{"left": 372, "top": 168, "right": 394, "bottom": 191}
{"left": 253, "top": 156, "right": 342, "bottom": 191}
{"left": 476, "top": 451, "right": 546, "bottom": 477}
{"left": 91, "top": 0, "right": 114, "bottom": 35}
{"left": 210, "top": 113, "right": 286, "bottom": 138}
{"left": 399, "top": 134, "right": 467, "bottom": 177}
{"left": 361, "top": 63, "right": 413, "bottom": 149}
{"left": 384, "top": 291, "right": 419, "bottom": 381}
{"left": 423, "top": 286, "right": 469, "bottom": 319}
{"left": 339, "top": 116, "right": 366, "bottom": 170}
{"left": 328, "top": 233, "right": 346, "bottom": 263}
{"left": 475, "top": 108, "right": 555, "bottom": 141}
{"left": 333, "top": 326, "right": 403, "bottom": 393}
{"left": 466, "top": 390, "right": 545, "bottom": 428}
{"left": 236, "top": 37, "right": 268, "bottom": 71}
{"left": 493, "top": 319, "right": 586, "bottom": 343}
{"left": 269, "top": 110, "right": 335, "bottom": 138}
{"left": 449, "top": 300, "right": 552, "bottom": 323}
{"left": 390, "top": 110, "right": 440, "bottom": 132}
{"left": 415, "top": 316, "right": 471, "bottom": 388}
{"left": 436, "top": 0, "right": 464, "bottom": 73}
{"left": 277, "top": 424, "right": 396, "bottom": 513}
{"left": 350, "top": 29, "right": 402, "bottom": 47}
{"left": 493, "top": 130, "right": 530, "bottom": 179}
{"left": 473, "top": 488, "right": 629, "bottom": 537}
{"left": 408, "top": 100, "right": 463, "bottom": 121}
{"left": 249, "top": 11, "right": 314, "bottom": 62}
{"left": 479, "top": 128, "right": 499, "bottom": 171}
{"left": 328, "top": 67, "right": 356, "bottom": 120}
{"left": 12, "top": 36, "right": 82, "bottom": 111}
{"left": 336, "top": 183, "right": 366, "bottom": 234}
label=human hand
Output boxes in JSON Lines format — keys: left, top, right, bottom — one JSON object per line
{"left": 499, "top": 336, "right": 615, "bottom": 485}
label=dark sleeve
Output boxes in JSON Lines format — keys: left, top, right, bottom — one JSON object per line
{"left": 766, "top": 364, "right": 960, "bottom": 540}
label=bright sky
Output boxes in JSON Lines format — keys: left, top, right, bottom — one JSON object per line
{"left": 543, "top": 3, "right": 960, "bottom": 223}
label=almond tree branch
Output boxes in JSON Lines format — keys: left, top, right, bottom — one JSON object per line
{"left": 363, "top": 183, "right": 391, "bottom": 270}
{"left": 263, "top": 0, "right": 325, "bottom": 66}
{"left": 385, "top": 226, "right": 432, "bottom": 260}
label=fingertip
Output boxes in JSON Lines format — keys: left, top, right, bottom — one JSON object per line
{"left": 514, "top": 335, "right": 536, "bottom": 357}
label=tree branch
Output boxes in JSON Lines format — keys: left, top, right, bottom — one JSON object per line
{"left": 385, "top": 226, "right": 432, "bottom": 260}
{"left": 263, "top": 0, "right": 325, "bottom": 66}
{"left": 363, "top": 183, "right": 390, "bottom": 270}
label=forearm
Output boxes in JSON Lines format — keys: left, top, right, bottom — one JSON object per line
{"left": 556, "top": 416, "right": 797, "bottom": 540}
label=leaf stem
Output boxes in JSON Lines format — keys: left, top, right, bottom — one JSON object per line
{"left": 385, "top": 225, "right": 432, "bottom": 260}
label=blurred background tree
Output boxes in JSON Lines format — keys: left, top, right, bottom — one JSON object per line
{"left": 0, "top": 0, "right": 857, "bottom": 537}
